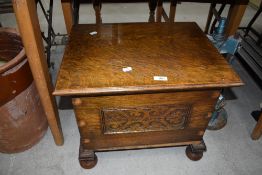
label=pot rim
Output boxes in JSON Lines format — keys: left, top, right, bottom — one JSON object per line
{"left": 0, "top": 28, "right": 26, "bottom": 74}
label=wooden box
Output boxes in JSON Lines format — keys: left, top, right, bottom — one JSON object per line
{"left": 54, "top": 22, "right": 242, "bottom": 169}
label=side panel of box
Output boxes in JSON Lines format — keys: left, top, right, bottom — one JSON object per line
{"left": 73, "top": 90, "right": 220, "bottom": 150}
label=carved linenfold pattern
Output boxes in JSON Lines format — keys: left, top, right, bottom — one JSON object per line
{"left": 101, "top": 104, "right": 192, "bottom": 134}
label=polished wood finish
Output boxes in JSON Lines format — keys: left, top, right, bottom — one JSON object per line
{"left": 226, "top": 4, "right": 247, "bottom": 37}
{"left": 101, "top": 104, "right": 191, "bottom": 134}
{"left": 251, "top": 112, "right": 262, "bottom": 140}
{"left": 61, "top": 0, "right": 74, "bottom": 34}
{"left": 10, "top": 0, "right": 247, "bottom": 149}
{"left": 73, "top": 90, "right": 220, "bottom": 150}
{"left": 54, "top": 23, "right": 242, "bottom": 96}
{"left": 12, "top": 0, "right": 64, "bottom": 146}
{"left": 54, "top": 22, "right": 242, "bottom": 168}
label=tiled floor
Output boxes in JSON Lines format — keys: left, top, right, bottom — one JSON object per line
{"left": 0, "top": 2, "right": 262, "bottom": 175}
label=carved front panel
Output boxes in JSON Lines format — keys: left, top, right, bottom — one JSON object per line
{"left": 101, "top": 104, "right": 192, "bottom": 134}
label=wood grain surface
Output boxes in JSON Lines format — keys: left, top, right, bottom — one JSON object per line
{"left": 54, "top": 22, "right": 242, "bottom": 96}
{"left": 13, "top": 0, "right": 64, "bottom": 145}
{"left": 101, "top": 103, "right": 192, "bottom": 134}
{"left": 73, "top": 90, "right": 219, "bottom": 150}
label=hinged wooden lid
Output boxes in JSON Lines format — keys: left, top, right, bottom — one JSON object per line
{"left": 54, "top": 22, "right": 243, "bottom": 96}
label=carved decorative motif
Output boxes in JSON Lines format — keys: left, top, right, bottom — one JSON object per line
{"left": 101, "top": 104, "right": 192, "bottom": 134}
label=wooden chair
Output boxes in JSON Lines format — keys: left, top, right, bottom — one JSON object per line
{"left": 72, "top": 0, "right": 177, "bottom": 24}
{"left": 69, "top": 0, "right": 245, "bottom": 36}
{"left": 252, "top": 112, "right": 262, "bottom": 140}
{"left": 204, "top": 3, "right": 227, "bottom": 34}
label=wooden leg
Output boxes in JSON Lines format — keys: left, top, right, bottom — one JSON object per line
{"left": 79, "top": 141, "right": 98, "bottom": 169}
{"left": 162, "top": 9, "right": 169, "bottom": 22}
{"left": 12, "top": 0, "right": 64, "bottom": 146}
{"left": 169, "top": 0, "right": 177, "bottom": 23}
{"left": 73, "top": 0, "right": 80, "bottom": 25}
{"left": 61, "top": 0, "right": 73, "bottom": 34}
{"left": 225, "top": 4, "right": 247, "bottom": 37}
{"left": 156, "top": 0, "right": 163, "bottom": 22}
{"left": 204, "top": 3, "right": 216, "bottom": 34}
{"left": 251, "top": 112, "right": 262, "bottom": 140}
{"left": 186, "top": 140, "right": 206, "bottom": 161}
{"left": 94, "top": 6, "right": 102, "bottom": 24}
{"left": 148, "top": 0, "right": 157, "bottom": 22}
{"left": 93, "top": 0, "right": 102, "bottom": 24}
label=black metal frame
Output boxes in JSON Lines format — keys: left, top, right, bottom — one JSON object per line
{"left": 0, "top": 0, "right": 67, "bottom": 68}
{"left": 239, "top": 3, "right": 262, "bottom": 45}
{"left": 0, "top": 0, "right": 13, "bottom": 14}
{"left": 36, "top": 0, "right": 67, "bottom": 68}
{"left": 236, "top": 3, "right": 262, "bottom": 90}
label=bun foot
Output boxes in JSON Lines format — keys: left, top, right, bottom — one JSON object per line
{"left": 79, "top": 141, "right": 97, "bottom": 169}
{"left": 79, "top": 154, "right": 98, "bottom": 169}
{"left": 185, "top": 140, "right": 206, "bottom": 161}
{"left": 186, "top": 146, "right": 203, "bottom": 161}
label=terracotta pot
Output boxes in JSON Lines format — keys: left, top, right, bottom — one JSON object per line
{"left": 0, "top": 28, "right": 48, "bottom": 153}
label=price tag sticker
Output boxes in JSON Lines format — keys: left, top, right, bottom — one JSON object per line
{"left": 89, "top": 31, "right": 97, "bottom": 35}
{"left": 122, "top": 67, "right": 132, "bottom": 72}
{"left": 153, "top": 76, "right": 168, "bottom": 81}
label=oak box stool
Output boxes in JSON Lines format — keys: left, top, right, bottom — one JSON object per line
{"left": 54, "top": 22, "right": 243, "bottom": 169}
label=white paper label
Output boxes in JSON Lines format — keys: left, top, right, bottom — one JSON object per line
{"left": 153, "top": 76, "right": 168, "bottom": 81}
{"left": 122, "top": 67, "right": 132, "bottom": 72}
{"left": 89, "top": 31, "right": 97, "bottom": 35}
